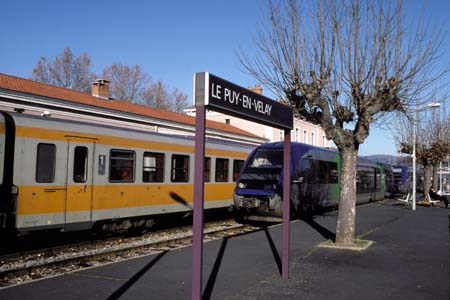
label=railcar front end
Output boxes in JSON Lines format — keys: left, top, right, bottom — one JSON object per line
{"left": 233, "top": 146, "right": 285, "bottom": 222}
{"left": 233, "top": 142, "right": 341, "bottom": 223}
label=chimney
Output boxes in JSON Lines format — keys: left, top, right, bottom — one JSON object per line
{"left": 92, "top": 79, "right": 110, "bottom": 100}
{"left": 249, "top": 84, "right": 263, "bottom": 95}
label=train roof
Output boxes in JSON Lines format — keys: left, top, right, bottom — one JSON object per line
{"left": 258, "top": 141, "right": 336, "bottom": 152}
{"left": 254, "top": 142, "right": 339, "bottom": 165}
{"left": 0, "top": 73, "right": 262, "bottom": 141}
{"left": 392, "top": 164, "right": 424, "bottom": 172}
{"left": 4, "top": 110, "right": 257, "bottom": 150}
{"left": 254, "top": 142, "right": 386, "bottom": 168}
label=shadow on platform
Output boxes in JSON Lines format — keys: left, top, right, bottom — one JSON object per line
{"left": 106, "top": 218, "right": 336, "bottom": 300}
{"left": 106, "top": 251, "right": 168, "bottom": 300}
{"left": 301, "top": 216, "right": 336, "bottom": 242}
{"left": 263, "top": 228, "right": 282, "bottom": 276}
{"left": 203, "top": 228, "right": 277, "bottom": 300}
{"left": 202, "top": 237, "right": 229, "bottom": 300}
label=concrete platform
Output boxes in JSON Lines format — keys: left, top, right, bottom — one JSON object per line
{"left": 0, "top": 202, "right": 448, "bottom": 300}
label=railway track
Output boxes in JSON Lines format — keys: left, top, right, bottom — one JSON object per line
{"left": 0, "top": 220, "right": 259, "bottom": 288}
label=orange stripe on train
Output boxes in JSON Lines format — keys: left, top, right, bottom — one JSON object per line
{"left": 16, "top": 183, "right": 236, "bottom": 215}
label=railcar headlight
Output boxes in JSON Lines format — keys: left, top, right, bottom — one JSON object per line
{"left": 238, "top": 182, "right": 247, "bottom": 189}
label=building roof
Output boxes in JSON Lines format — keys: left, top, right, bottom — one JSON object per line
{"left": 0, "top": 73, "right": 260, "bottom": 138}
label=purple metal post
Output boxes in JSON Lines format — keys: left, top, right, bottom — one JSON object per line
{"left": 192, "top": 105, "right": 206, "bottom": 300}
{"left": 282, "top": 130, "right": 291, "bottom": 279}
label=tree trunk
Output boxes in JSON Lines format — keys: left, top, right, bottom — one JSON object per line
{"left": 424, "top": 164, "right": 433, "bottom": 197}
{"left": 432, "top": 164, "right": 439, "bottom": 190}
{"left": 335, "top": 149, "right": 358, "bottom": 246}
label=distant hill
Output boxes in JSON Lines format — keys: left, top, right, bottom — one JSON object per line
{"left": 363, "top": 154, "right": 411, "bottom": 165}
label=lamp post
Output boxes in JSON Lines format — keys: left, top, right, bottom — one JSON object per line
{"left": 412, "top": 101, "right": 441, "bottom": 210}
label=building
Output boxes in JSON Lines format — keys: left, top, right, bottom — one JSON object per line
{"left": 0, "top": 73, "right": 266, "bottom": 146}
{"left": 184, "top": 85, "right": 331, "bottom": 148}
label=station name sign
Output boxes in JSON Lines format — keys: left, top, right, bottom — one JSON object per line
{"left": 194, "top": 72, "right": 293, "bottom": 130}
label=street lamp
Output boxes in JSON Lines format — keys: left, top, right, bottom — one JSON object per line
{"left": 412, "top": 101, "right": 441, "bottom": 211}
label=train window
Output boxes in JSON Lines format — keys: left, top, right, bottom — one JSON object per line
{"left": 357, "top": 166, "right": 374, "bottom": 193}
{"left": 143, "top": 152, "right": 164, "bottom": 182}
{"left": 324, "top": 161, "right": 339, "bottom": 184}
{"left": 36, "top": 143, "right": 56, "bottom": 183}
{"left": 215, "top": 158, "right": 229, "bottom": 182}
{"left": 375, "top": 169, "right": 381, "bottom": 191}
{"left": 317, "top": 160, "right": 338, "bottom": 184}
{"left": 204, "top": 157, "right": 211, "bottom": 182}
{"left": 301, "top": 158, "right": 313, "bottom": 183}
{"left": 233, "top": 159, "right": 244, "bottom": 182}
{"left": 109, "top": 149, "right": 135, "bottom": 182}
{"left": 73, "top": 146, "right": 88, "bottom": 183}
{"left": 301, "top": 159, "right": 338, "bottom": 184}
{"left": 330, "top": 168, "right": 338, "bottom": 183}
{"left": 171, "top": 154, "right": 189, "bottom": 182}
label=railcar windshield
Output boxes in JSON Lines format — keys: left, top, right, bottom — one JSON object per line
{"left": 238, "top": 148, "right": 283, "bottom": 190}
{"left": 248, "top": 149, "right": 283, "bottom": 169}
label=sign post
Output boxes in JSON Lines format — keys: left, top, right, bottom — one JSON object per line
{"left": 192, "top": 72, "right": 293, "bottom": 300}
{"left": 191, "top": 104, "right": 206, "bottom": 300}
{"left": 282, "top": 130, "right": 291, "bottom": 279}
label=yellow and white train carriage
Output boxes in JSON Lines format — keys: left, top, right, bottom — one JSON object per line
{"left": 0, "top": 111, "right": 255, "bottom": 233}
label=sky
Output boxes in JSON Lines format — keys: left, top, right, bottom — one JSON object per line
{"left": 1, "top": 0, "right": 449, "bottom": 156}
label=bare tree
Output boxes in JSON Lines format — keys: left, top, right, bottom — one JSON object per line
{"left": 240, "top": 0, "right": 448, "bottom": 246}
{"left": 102, "top": 64, "right": 188, "bottom": 112}
{"left": 395, "top": 101, "right": 450, "bottom": 193}
{"left": 101, "top": 63, "right": 149, "bottom": 102}
{"left": 171, "top": 87, "right": 189, "bottom": 113}
{"left": 142, "top": 80, "right": 188, "bottom": 112}
{"left": 32, "top": 48, "right": 95, "bottom": 92}
{"left": 142, "top": 80, "right": 171, "bottom": 110}
{"left": 32, "top": 50, "right": 188, "bottom": 112}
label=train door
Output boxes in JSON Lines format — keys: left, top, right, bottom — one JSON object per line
{"left": 64, "top": 139, "right": 95, "bottom": 231}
